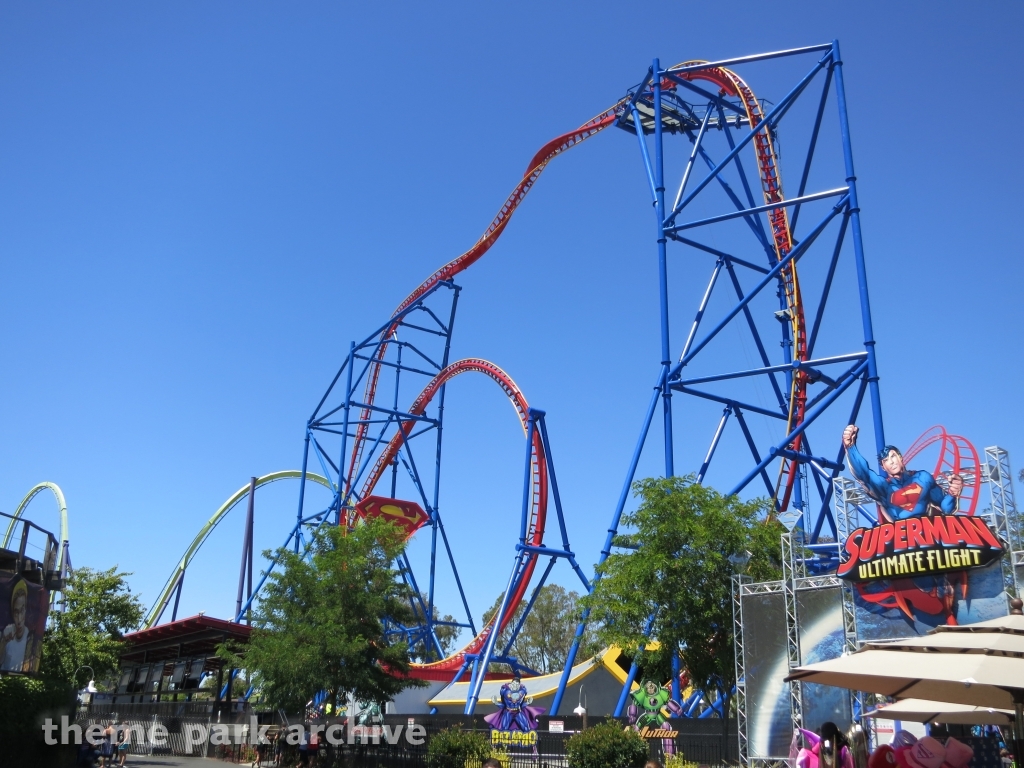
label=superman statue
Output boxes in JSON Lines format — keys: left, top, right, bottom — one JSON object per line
{"left": 842, "top": 424, "right": 962, "bottom": 522}
{"left": 484, "top": 675, "right": 544, "bottom": 732}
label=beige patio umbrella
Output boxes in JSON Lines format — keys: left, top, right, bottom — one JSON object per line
{"left": 786, "top": 604, "right": 1024, "bottom": 755}
{"left": 863, "top": 698, "right": 1014, "bottom": 726}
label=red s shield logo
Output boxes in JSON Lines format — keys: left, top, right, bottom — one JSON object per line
{"left": 889, "top": 483, "right": 922, "bottom": 511}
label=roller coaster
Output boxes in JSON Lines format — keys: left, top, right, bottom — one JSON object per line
{"left": 2, "top": 482, "right": 71, "bottom": 607}
{"left": 149, "top": 42, "right": 896, "bottom": 716}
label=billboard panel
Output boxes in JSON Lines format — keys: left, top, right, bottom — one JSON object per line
{"left": 795, "top": 587, "right": 850, "bottom": 732}
{"left": 853, "top": 560, "right": 1006, "bottom": 641}
{"left": 838, "top": 426, "right": 1008, "bottom": 641}
{"left": 0, "top": 573, "right": 48, "bottom": 674}
{"left": 740, "top": 587, "right": 790, "bottom": 759}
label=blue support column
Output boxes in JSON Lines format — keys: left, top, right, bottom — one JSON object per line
{"left": 653, "top": 58, "right": 675, "bottom": 479}
{"left": 520, "top": 413, "right": 538, "bottom": 545}
{"left": 338, "top": 342, "right": 355, "bottom": 524}
{"left": 831, "top": 40, "right": 885, "bottom": 455}
{"left": 615, "top": 661, "right": 641, "bottom": 717}
{"left": 551, "top": 386, "right": 660, "bottom": 716}
{"left": 671, "top": 654, "right": 681, "bottom": 704}
{"left": 466, "top": 410, "right": 541, "bottom": 715}
{"left": 295, "top": 431, "right": 311, "bottom": 553}
{"left": 614, "top": 614, "right": 656, "bottom": 717}
{"left": 170, "top": 571, "right": 184, "bottom": 623}
{"left": 465, "top": 555, "right": 525, "bottom": 714}
{"left": 427, "top": 285, "right": 459, "bottom": 651}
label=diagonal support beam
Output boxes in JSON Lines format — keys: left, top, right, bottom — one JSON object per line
{"left": 671, "top": 55, "right": 831, "bottom": 215}
{"left": 667, "top": 187, "right": 848, "bottom": 233}
{"left": 729, "top": 361, "right": 867, "bottom": 496}
{"left": 673, "top": 194, "right": 849, "bottom": 372}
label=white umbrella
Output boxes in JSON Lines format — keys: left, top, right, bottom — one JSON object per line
{"left": 786, "top": 603, "right": 1024, "bottom": 755}
{"left": 863, "top": 698, "right": 1014, "bottom": 726}
{"left": 787, "top": 646, "right": 1020, "bottom": 707}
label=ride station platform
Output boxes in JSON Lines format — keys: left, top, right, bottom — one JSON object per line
{"left": 114, "top": 614, "right": 251, "bottom": 703}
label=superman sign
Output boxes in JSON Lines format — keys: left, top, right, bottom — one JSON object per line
{"left": 355, "top": 496, "right": 429, "bottom": 538}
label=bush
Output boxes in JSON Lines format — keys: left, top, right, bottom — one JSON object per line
{"left": 664, "top": 754, "right": 700, "bottom": 768}
{"left": 0, "top": 675, "right": 76, "bottom": 768}
{"left": 426, "top": 727, "right": 492, "bottom": 768}
{"left": 566, "top": 720, "right": 649, "bottom": 768}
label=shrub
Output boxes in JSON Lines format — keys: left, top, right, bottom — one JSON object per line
{"left": 664, "top": 754, "right": 700, "bottom": 768}
{"left": 566, "top": 720, "right": 648, "bottom": 768}
{"left": 426, "top": 727, "right": 492, "bottom": 768}
{"left": 0, "top": 675, "right": 76, "bottom": 768}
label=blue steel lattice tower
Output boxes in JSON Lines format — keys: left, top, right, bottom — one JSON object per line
{"left": 552, "top": 42, "right": 887, "bottom": 714}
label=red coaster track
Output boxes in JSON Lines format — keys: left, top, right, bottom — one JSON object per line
{"left": 346, "top": 61, "right": 811, "bottom": 671}
{"left": 360, "top": 359, "right": 548, "bottom": 675}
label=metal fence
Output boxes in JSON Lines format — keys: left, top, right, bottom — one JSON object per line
{"left": 75, "top": 704, "right": 738, "bottom": 766}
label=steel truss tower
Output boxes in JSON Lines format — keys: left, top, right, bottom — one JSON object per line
{"left": 294, "top": 277, "right": 590, "bottom": 682}
{"left": 553, "top": 41, "right": 886, "bottom": 713}
{"left": 298, "top": 280, "right": 477, "bottom": 659}
{"left": 983, "top": 447, "right": 1023, "bottom": 593}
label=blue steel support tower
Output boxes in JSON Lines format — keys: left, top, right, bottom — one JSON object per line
{"left": 552, "top": 41, "right": 887, "bottom": 715}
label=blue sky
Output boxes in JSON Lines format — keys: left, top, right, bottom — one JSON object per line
{"left": 2, "top": 1, "right": 1022, "bottom": 638}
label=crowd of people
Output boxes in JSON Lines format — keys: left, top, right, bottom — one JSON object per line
{"left": 74, "top": 720, "right": 129, "bottom": 768}
{"left": 793, "top": 720, "right": 1012, "bottom": 768}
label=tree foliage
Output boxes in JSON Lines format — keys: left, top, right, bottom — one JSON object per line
{"left": 483, "top": 584, "right": 601, "bottom": 674}
{"left": 0, "top": 675, "right": 76, "bottom": 768}
{"left": 581, "top": 476, "right": 783, "bottom": 701}
{"left": 565, "top": 720, "right": 648, "bottom": 768}
{"left": 40, "top": 567, "right": 145, "bottom": 688}
{"left": 425, "top": 727, "right": 492, "bottom": 768}
{"left": 227, "top": 517, "right": 425, "bottom": 712}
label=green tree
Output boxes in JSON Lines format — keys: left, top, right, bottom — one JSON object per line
{"left": 483, "top": 584, "right": 601, "bottom": 673}
{"left": 40, "top": 567, "right": 145, "bottom": 688}
{"left": 225, "top": 516, "right": 425, "bottom": 713}
{"left": 581, "top": 476, "right": 782, "bottom": 726}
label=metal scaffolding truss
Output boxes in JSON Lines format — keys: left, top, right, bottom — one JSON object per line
{"left": 796, "top": 574, "right": 842, "bottom": 591}
{"left": 982, "top": 447, "right": 1018, "bottom": 546}
{"left": 781, "top": 532, "right": 804, "bottom": 733}
{"left": 735, "top": 576, "right": 795, "bottom": 768}
{"left": 832, "top": 476, "right": 869, "bottom": 724}
{"left": 733, "top": 574, "right": 749, "bottom": 767}
{"left": 783, "top": 528, "right": 848, "bottom": 737}
{"left": 983, "top": 446, "right": 1023, "bottom": 594}
{"left": 740, "top": 580, "right": 786, "bottom": 595}
{"left": 834, "top": 476, "right": 873, "bottom": 541}
{"left": 833, "top": 480, "right": 867, "bottom": 649}
{"left": 736, "top": 551, "right": 865, "bottom": 768}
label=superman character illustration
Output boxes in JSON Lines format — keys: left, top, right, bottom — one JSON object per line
{"left": 841, "top": 424, "right": 969, "bottom": 628}
{"left": 843, "top": 425, "right": 963, "bottom": 521}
